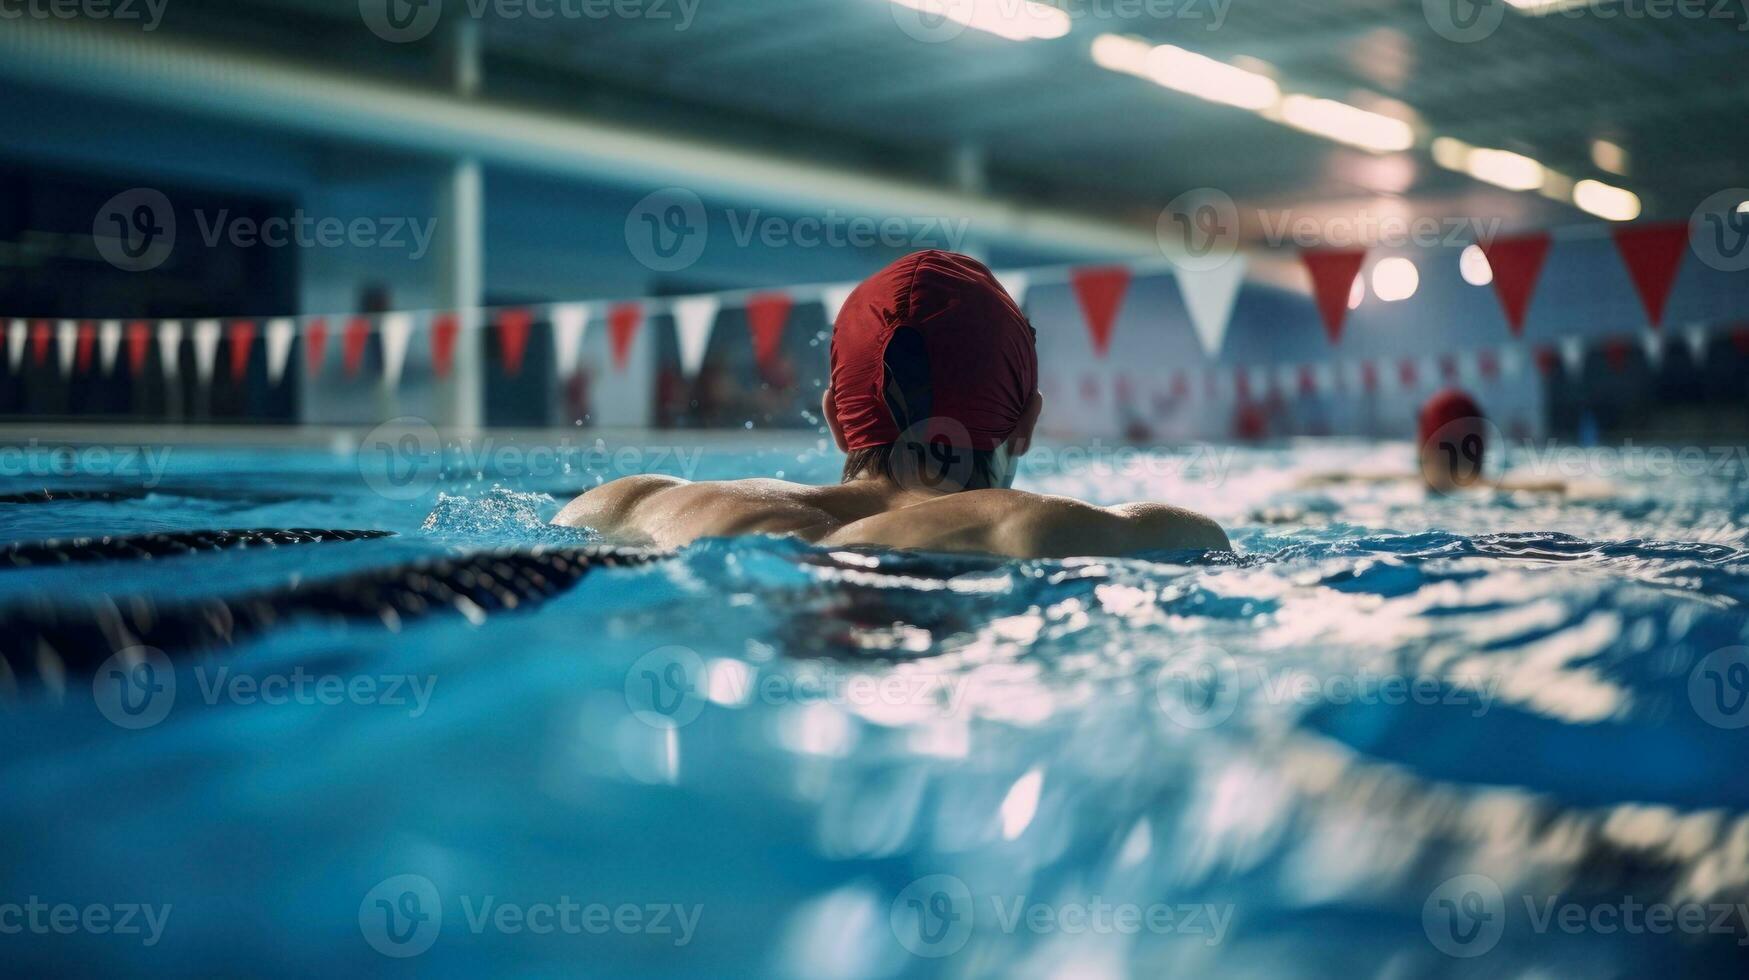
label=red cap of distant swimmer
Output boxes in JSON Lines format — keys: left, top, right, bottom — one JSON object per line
{"left": 828, "top": 250, "right": 1036, "bottom": 451}
{"left": 1418, "top": 388, "right": 1485, "bottom": 449}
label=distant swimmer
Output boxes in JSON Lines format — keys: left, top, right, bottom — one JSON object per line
{"left": 555, "top": 250, "right": 1230, "bottom": 559}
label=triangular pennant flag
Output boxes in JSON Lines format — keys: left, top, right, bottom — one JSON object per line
{"left": 265, "top": 318, "right": 296, "bottom": 385}
{"left": 156, "top": 320, "right": 183, "bottom": 378}
{"left": 608, "top": 303, "right": 643, "bottom": 372}
{"left": 98, "top": 320, "right": 121, "bottom": 375}
{"left": 1559, "top": 336, "right": 1585, "bottom": 376}
{"left": 1479, "top": 233, "right": 1552, "bottom": 337}
{"left": 1070, "top": 266, "right": 1132, "bottom": 357}
{"left": 1474, "top": 349, "right": 1499, "bottom": 382}
{"left": 1602, "top": 338, "right": 1632, "bottom": 373}
{"left": 1641, "top": 331, "right": 1664, "bottom": 369}
{"left": 1500, "top": 345, "right": 1524, "bottom": 379}
{"left": 550, "top": 303, "right": 589, "bottom": 379}
{"left": 746, "top": 292, "right": 794, "bottom": 370}
{"left": 494, "top": 309, "right": 532, "bottom": 378}
{"left": 1301, "top": 249, "right": 1367, "bottom": 344}
{"left": 379, "top": 313, "right": 413, "bottom": 389}
{"left": 226, "top": 321, "right": 256, "bottom": 383}
{"left": 1612, "top": 222, "right": 1689, "bottom": 329}
{"left": 30, "top": 321, "right": 52, "bottom": 369}
{"left": 1534, "top": 345, "right": 1559, "bottom": 376}
{"left": 1315, "top": 362, "right": 1338, "bottom": 395}
{"left": 429, "top": 314, "right": 458, "bottom": 379}
{"left": 1683, "top": 324, "right": 1709, "bottom": 364}
{"left": 343, "top": 316, "right": 372, "bottom": 377}
{"left": 819, "top": 284, "right": 857, "bottom": 325}
{"left": 192, "top": 319, "right": 222, "bottom": 386}
{"left": 1438, "top": 353, "right": 1461, "bottom": 385}
{"left": 1178, "top": 255, "right": 1247, "bottom": 357}
{"left": 1359, "top": 361, "right": 1379, "bottom": 393}
{"left": 1297, "top": 365, "right": 1318, "bottom": 397}
{"left": 6, "top": 320, "right": 24, "bottom": 371}
{"left": 75, "top": 321, "right": 97, "bottom": 374}
{"left": 996, "top": 271, "right": 1030, "bottom": 310}
{"left": 304, "top": 318, "right": 329, "bottom": 376}
{"left": 1249, "top": 365, "right": 1273, "bottom": 399}
{"left": 126, "top": 321, "right": 151, "bottom": 377}
{"left": 1276, "top": 363, "right": 1298, "bottom": 395}
{"left": 1397, "top": 358, "right": 1419, "bottom": 391}
{"left": 671, "top": 295, "right": 720, "bottom": 379}
{"left": 55, "top": 320, "right": 78, "bottom": 377}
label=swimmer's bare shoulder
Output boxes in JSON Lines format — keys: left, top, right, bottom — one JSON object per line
{"left": 553, "top": 475, "right": 839, "bottom": 548}
{"left": 822, "top": 490, "right": 1230, "bottom": 559}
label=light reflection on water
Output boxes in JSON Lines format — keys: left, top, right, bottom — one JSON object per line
{"left": 1, "top": 439, "right": 1747, "bottom": 976}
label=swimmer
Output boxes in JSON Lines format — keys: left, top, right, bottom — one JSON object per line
{"left": 555, "top": 250, "right": 1230, "bottom": 559}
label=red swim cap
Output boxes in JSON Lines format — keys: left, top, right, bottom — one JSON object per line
{"left": 1418, "top": 388, "right": 1485, "bottom": 449}
{"left": 829, "top": 250, "right": 1036, "bottom": 451}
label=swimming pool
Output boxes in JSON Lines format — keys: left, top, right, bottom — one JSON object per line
{"left": 3, "top": 430, "right": 1747, "bottom": 977}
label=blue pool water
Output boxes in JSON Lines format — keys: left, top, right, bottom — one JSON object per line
{"left": 3, "top": 433, "right": 1749, "bottom": 977}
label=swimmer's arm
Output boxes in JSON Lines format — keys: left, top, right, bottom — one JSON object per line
{"left": 552, "top": 475, "right": 687, "bottom": 541}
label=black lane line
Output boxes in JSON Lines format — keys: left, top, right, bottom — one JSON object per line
{"left": 0, "top": 529, "right": 395, "bottom": 568}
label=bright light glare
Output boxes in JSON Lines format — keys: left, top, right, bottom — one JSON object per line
{"left": 1507, "top": 0, "right": 1592, "bottom": 12}
{"left": 1573, "top": 179, "right": 1642, "bottom": 221}
{"left": 1090, "top": 33, "right": 1150, "bottom": 75}
{"left": 1279, "top": 95, "right": 1414, "bottom": 153}
{"left": 890, "top": 0, "right": 1070, "bottom": 41}
{"left": 1591, "top": 139, "right": 1628, "bottom": 175}
{"left": 1460, "top": 244, "right": 1494, "bottom": 286}
{"left": 1371, "top": 257, "right": 1420, "bottom": 302}
{"left": 1465, "top": 148, "right": 1544, "bottom": 191}
{"left": 1431, "top": 136, "right": 1471, "bottom": 171}
{"left": 1146, "top": 44, "right": 1280, "bottom": 110}
{"left": 1347, "top": 274, "right": 1365, "bottom": 310}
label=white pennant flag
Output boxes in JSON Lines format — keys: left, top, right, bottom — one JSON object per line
{"left": 818, "top": 284, "right": 857, "bottom": 325}
{"left": 1459, "top": 351, "right": 1483, "bottom": 388}
{"left": 671, "top": 295, "right": 720, "bottom": 379}
{"left": 1314, "top": 362, "right": 1336, "bottom": 395}
{"left": 1684, "top": 324, "right": 1709, "bottom": 364}
{"left": 1641, "top": 331, "right": 1664, "bottom": 369}
{"left": 266, "top": 318, "right": 297, "bottom": 385}
{"left": 1247, "top": 364, "right": 1272, "bottom": 397}
{"left": 56, "top": 320, "right": 78, "bottom": 377}
{"left": 551, "top": 303, "right": 589, "bottom": 378}
{"left": 996, "top": 271, "right": 1030, "bottom": 310}
{"left": 1277, "top": 362, "right": 1299, "bottom": 395}
{"left": 1500, "top": 345, "right": 1524, "bottom": 380}
{"left": 193, "top": 319, "right": 222, "bottom": 386}
{"left": 157, "top": 320, "right": 183, "bottom": 379}
{"left": 99, "top": 320, "right": 122, "bottom": 375}
{"left": 380, "top": 312, "right": 415, "bottom": 389}
{"left": 7, "top": 320, "right": 24, "bottom": 371}
{"left": 1420, "top": 355, "right": 1441, "bottom": 391}
{"left": 1558, "top": 336, "right": 1585, "bottom": 376}
{"left": 1177, "top": 255, "right": 1247, "bottom": 357}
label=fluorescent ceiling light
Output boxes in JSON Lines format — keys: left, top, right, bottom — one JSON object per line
{"left": 890, "top": 0, "right": 1070, "bottom": 42}
{"left": 1279, "top": 95, "right": 1414, "bottom": 153}
{"left": 1146, "top": 43, "right": 1280, "bottom": 111}
{"left": 1465, "top": 148, "right": 1544, "bottom": 191}
{"left": 1573, "top": 179, "right": 1641, "bottom": 221}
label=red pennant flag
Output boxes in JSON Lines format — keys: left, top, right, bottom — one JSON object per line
{"left": 430, "top": 313, "right": 459, "bottom": 379}
{"left": 75, "top": 321, "right": 97, "bottom": 374}
{"left": 495, "top": 309, "right": 532, "bottom": 377}
{"left": 1298, "top": 365, "right": 1317, "bottom": 397}
{"left": 30, "top": 320, "right": 50, "bottom": 367}
{"left": 1115, "top": 373, "right": 1134, "bottom": 403}
{"left": 227, "top": 320, "right": 256, "bottom": 383}
{"left": 608, "top": 303, "right": 642, "bottom": 371}
{"left": 1439, "top": 353, "right": 1460, "bottom": 383}
{"left": 125, "top": 321, "right": 151, "bottom": 376}
{"left": 1611, "top": 222, "right": 1689, "bottom": 329}
{"left": 1070, "top": 266, "right": 1131, "bottom": 357}
{"left": 1170, "top": 372, "right": 1189, "bottom": 399}
{"left": 1233, "top": 367, "right": 1251, "bottom": 402}
{"left": 1733, "top": 325, "right": 1749, "bottom": 357}
{"left": 1301, "top": 249, "right": 1366, "bottom": 344}
{"left": 1080, "top": 374, "right": 1100, "bottom": 403}
{"left": 1397, "top": 358, "right": 1418, "bottom": 389}
{"left": 305, "top": 318, "right": 329, "bottom": 375}
{"left": 1534, "top": 345, "right": 1559, "bottom": 376}
{"left": 745, "top": 292, "right": 794, "bottom": 370}
{"left": 1478, "top": 349, "right": 1500, "bottom": 380}
{"left": 343, "top": 316, "right": 371, "bottom": 377}
{"left": 1479, "top": 233, "right": 1551, "bottom": 337}
{"left": 1360, "top": 361, "right": 1379, "bottom": 392}
{"left": 1602, "top": 338, "right": 1632, "bottom": 372}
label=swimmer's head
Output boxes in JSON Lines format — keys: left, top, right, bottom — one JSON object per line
{"left": 1417, "top": 388, "right": 1487, "bottom": 494}
{"left": 824, "top": 250, "right": 1041, "bottom": 492}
